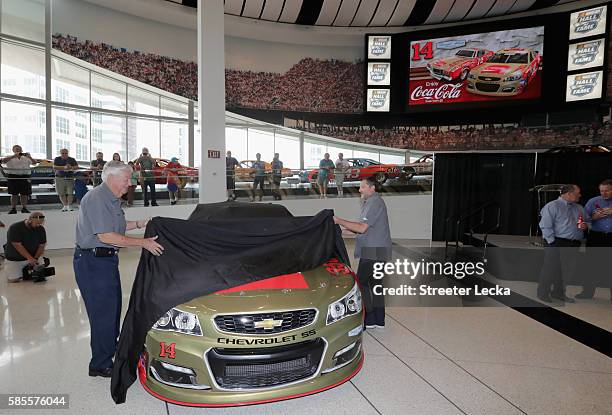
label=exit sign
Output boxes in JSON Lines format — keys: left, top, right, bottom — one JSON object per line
{"left": 207, "top": 150, "right": 221, "bottom": 158}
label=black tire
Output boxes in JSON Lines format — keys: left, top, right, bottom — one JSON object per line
{"left": 374, "top": 172, "right": 387, "bottom": 184}
{"left": 460, "top": 68, "right": 469, "bottom": 81}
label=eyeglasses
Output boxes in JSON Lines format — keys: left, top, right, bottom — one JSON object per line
{"left": 33, "top": 216, "right": 45, "bottom": 219}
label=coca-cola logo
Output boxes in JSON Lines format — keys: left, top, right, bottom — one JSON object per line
{"left": 411, "top": 83, "right": 462, "bottom": 102}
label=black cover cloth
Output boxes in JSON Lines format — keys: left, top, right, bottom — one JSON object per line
{"left": 111, "top": 207, "right": 348, "bottom": 403}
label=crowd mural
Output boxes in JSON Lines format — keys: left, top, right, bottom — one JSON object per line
{"left": 53, "top": 35, "right": 364, "bottom": 113}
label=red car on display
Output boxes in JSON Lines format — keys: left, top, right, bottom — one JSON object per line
{"left": 132, "top": 158, "right": 198, "bottom": 188}
{"left": 306, "top": 158, "right": 414, "bottom": 184}
{"left": 426, "top": 48, "right": 494, "bottom": 82}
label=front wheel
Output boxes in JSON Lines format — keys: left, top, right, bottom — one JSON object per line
{"left": 459, "top": 68, "right": 469, "bottom": 81}
{"left": 373, "top": 172, "right": 387, "bottom": 184}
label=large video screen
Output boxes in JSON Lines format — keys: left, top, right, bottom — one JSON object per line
{"left": 408, "top": 27, "right": 544, "bottom": 106}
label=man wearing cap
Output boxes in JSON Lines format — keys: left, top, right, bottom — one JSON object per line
{"left": 4, "top": 212, "right": 48, "bottom": 283}
{"left": 537, "top": 184, "right": 587, "bottom": 303}
{"left": 74, "top": 161, "right": 164, "bottom": 378}
{"left": 135, "top": 147, "right": 158, "bottom": 207}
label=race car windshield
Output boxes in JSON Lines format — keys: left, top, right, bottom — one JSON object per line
{"left": 488, "top": 53, "right": 528, "bottom": 64}
{"left": 456, "top": 50, "right": 475, "bottom": 57}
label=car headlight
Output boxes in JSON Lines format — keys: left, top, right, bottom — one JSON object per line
{"left": 504, "top": 72, "right": 522, "bottom": 82}
{"left": 326, "top": 283, "right": 362, "bottom": 325}
{"left": 153, "top": 308, "right": 203, "bottom": 336}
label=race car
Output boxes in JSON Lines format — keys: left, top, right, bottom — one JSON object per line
{"left": 307, "top": 158, "right": 415, "bottom": 184}
{"left": 426, "top": 48, "right": 494, "bottom": 82}
{"left": 234, "top": 160, "right": 293, "bottom": 183}
{"left": 132, "top": 158, "right": 199, "bottom": 188}
{"left": 139, "top": 204, "right": 364, "bottom": 407}
{"left": 406, "top": 154, "right": 433, "bottom": 176}
{"left": 466, "top": 48, "right": 541, "bottom": 96}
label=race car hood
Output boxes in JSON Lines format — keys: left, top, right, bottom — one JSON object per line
{"left": 181, "top": 265, "right": 355, "bottom": 314}
{"left": 430, "top": 56, "right": 468, "bottom": 69}
{"left": 472, "top": 63, "right": 527, "bottom": 76}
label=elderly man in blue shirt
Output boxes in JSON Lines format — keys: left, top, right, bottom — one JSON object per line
{"left": 576, "top": 179, "right": 612, "bottom": 301}
{"left": 537, "top": 184, "right": 587, "bottom": 303}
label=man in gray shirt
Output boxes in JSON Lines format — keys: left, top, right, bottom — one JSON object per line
{"left": 537, "top": 184, "right": 587, "bottom": 303}
{"left": 334, "top": 176, "right": 391, "bottom": 329}
{"left": 74, "top": 161, "right": 164, "bottom": 378}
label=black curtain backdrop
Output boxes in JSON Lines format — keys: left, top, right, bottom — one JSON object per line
{"left": 432, "top": 153, "right": 536, "bottom": 241}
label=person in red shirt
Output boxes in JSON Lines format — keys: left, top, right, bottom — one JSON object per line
{"left": 164, "top": 157, "right": 182, "bottom": 205}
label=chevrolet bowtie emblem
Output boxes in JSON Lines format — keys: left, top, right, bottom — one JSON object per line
{"left": 254, "top": 319, "right": 283, "bottom": 330}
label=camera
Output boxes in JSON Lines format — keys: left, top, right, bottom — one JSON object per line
{"left": 22, "top": 257, "right": 55, "bottom": 283}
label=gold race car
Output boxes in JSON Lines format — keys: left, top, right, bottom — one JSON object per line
{"left": 427, "top": 48, "right": 494, "bottom": 82}
{"left": 466, "top": 48, "right": 541, "bottom": 96}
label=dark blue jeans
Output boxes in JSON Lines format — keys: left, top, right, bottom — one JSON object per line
{"left": 142, "top": 179, "right": 156, "bottom": 205}
{"left": 357, "top": 258, "right": 386, "bottom": 326}
{"left": 74, "top": 249, "right": 121, "bottom": 370}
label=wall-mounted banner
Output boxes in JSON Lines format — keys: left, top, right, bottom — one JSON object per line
{"left": 565, "top": 70, "right": 603, "bottom": 102}
{"left": 367, "top": 62, "right": 391, "bottom": 85}
{"left": 368, "top": 36, "right": 391, "bottom": 60}
{"left": 567, "top": 38, "right": 605, "bottom": 71}
{"left": 366, "top": 89, "right": 390, "bottom": 112}
{"left": 569, "top": 6, "right": 607, "bottom": 40}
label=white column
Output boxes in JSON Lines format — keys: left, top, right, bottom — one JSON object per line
{"left": 197, "top": 0, "right": 226, "bottom": 203}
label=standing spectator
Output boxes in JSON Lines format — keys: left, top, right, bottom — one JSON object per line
{"left": 250, "top": 153, "right": 266, "bottom": 202}
{"left": 333, "top": 177, "right": 392, "bottom": 328}
{"left": 537, "top": 184, "right": 586, "bottom": 303}
{"left": 164, "top": 157, "right": 181, "bottom": 205}
{"left": 74, "top": 161, "right": 163, "bottom": 377}
{"left": 53, "top": 148, "right": 78, "bottom": 211}
{"left": 74, "top": 170, "right": 90, "bottom": 206}
{"left": 576, "top": 179, "right": 612, "bottom": 301}
{"left": 318, "top": 153, "right": 335, "bottom": 199}
{"left": 112, "top": 153, "right": 122, "bottom": 162}
{"left": 126, "top": 161, "right": 138, "bottom": 207}
{"left": 226, "top": 151, "right": 240, "bottom": 201}
{"left": 4, "top": 212, "right": 47, "bottom": 283}
{"left": 271, "top": 153, "right": 283, "bottom": 200}
{"left": 2, "top": 145, "right": 35, "bottom": 214}
{"left": 90, "top": 152, "right": 106, "bottom": 186}
{"left": 335, "top": 153, "right": 350, "bottom": 198}
{"left": 135, "top": 147, "right": 158, "bottom": 207}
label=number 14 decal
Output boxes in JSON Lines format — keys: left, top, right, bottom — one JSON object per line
{"left": 159, "top": 342, "right": 176, "bottom": 359}
{"left": 412, "top": 42, "right": 433, "bottom": 61}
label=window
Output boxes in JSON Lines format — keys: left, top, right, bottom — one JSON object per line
{"left": 91, "top": 73, "right": 126, "bottom": 111}
{"left": 247, "top": 129, "right": 274, "bottom": 161}
{"left": 161, "top": 122, "right": 188, "bottom": 161}
{"left": 75, "top": 122, "right": 87, "bottom": 139}
{"left": 55, "top": 139, "right": 71, "bottom": 154}
{"left": 92, "top": 128, "right": 102, "bottom": 143}
{"left": 2, "top": 0, "right": 45, "bottom": 42}
{"left": 1, "top": 100, "right": 46, "bottom": 158}
{"left": 91, "top": 112, "right": 103, "bottom": 124}
{"left": 92, "top": 114, "right": 127, "bottom": 162}
{"left": 128, "top": 117, "right": 158, "bottom": 160}
{"left": 76, "top": 143, "right": 89, "bottom": 161}
{"left": 54, "top": 86, "right": 69, "bottom": 103}
{"left": 274, "top": 132, "right": 300, "bottom": 170}
{"left": 51, "top": 57, "right": 89, "bottom": 105}
{"left": 128, "top": 86, "right": 159, "bottom": 116}
{"left": 56, "top": 116, "right": 69, "bottom": 134}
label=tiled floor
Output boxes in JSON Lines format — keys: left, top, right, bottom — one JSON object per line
{"left": 1, "top": 247, "right": 611, "bottom": 415}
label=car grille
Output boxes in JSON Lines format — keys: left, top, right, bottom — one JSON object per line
{"left": 478, "top": 76, "right": 501, "bottom": 81}
{"left": 475, "top": 82, "right": 500, "bottom": 92}
{"left": 207, "top": 339, "right": 325, "bottom": 389}
{"left": 214, "top": 309, "right": 317, "bottom": 335}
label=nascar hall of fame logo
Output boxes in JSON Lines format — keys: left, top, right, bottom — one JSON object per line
{"left": 570, "top": 73, "right": 599, "bottom": 96}
{"left": 370, "top": 37, "right": 390, "bottom": 56}
{"left": 369, "top": 64, "right": 388, "bottom": 82}
{"left": 573, "top": 8, "right": 603, "bottom": 34}
{"left": 369, "top": 90, "right": 388, "bottom": 108}
{"left": 572, "top": 40, "right": 601, "bottom": 66}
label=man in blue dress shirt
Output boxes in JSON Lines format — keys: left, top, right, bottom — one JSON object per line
{"left": 576, "top": 179, "right": 612, "bottom": 301}
{"left": 537, "top": 184, "right": 587, "bottom": 303}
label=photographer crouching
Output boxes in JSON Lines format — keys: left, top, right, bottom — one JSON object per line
{"left": 4, "top": 212, "right": 53, "bottom": 283}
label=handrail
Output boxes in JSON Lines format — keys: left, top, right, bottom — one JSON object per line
{"left": 444, "top": 201, "right": 500, "bottom": 259}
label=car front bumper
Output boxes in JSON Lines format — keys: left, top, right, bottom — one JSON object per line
{"left": 140, "top": 314, "right": 363, "bottom": 406}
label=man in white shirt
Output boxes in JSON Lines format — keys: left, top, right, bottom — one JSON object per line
{"left": 335, "top": 153, "right": 350, "bottom": 197}
{"left": 1, "top": 145, "right": 35, "bottom": 214}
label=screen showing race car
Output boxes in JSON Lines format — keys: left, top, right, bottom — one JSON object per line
{"left": 408, "top": 26, "right": 544, "bottom": 106}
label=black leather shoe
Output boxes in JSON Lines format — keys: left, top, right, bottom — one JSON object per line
{"left": 88, "top": 367, "right": 113, "bottom": 377}
{"left": 151, "top": 202, "right": 159, "bottom": 207}
{"left": 537, "top": 294, "right": 553, "bottom": 303}
{"left": 574, "top": 292, "right": 593, "bottom": 300}
{"left": 551, "top": 294, "right": 576, "bottom": 303}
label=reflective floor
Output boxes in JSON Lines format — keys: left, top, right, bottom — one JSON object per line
{"left": 1, "top": 246, "right": 611, "bottom": 415}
